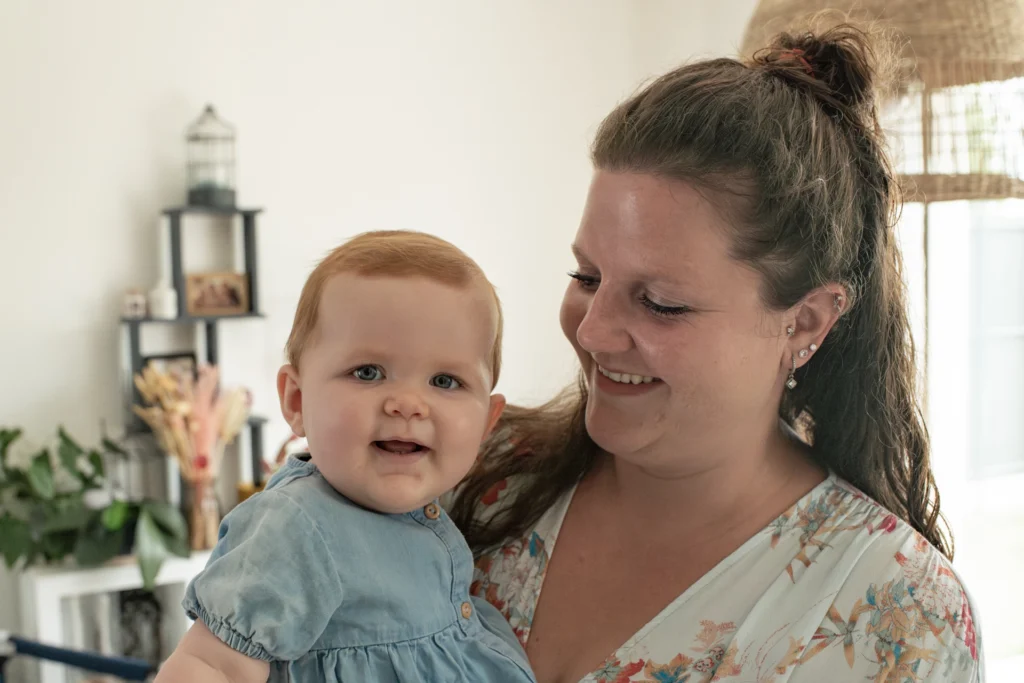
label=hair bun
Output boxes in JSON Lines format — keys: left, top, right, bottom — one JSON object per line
{"left": 752, "top": 24, "right": 882, "bottom": 112}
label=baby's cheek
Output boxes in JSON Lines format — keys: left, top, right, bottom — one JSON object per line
{"left": 446, "top": 404, "right": 487, "bottom": 441}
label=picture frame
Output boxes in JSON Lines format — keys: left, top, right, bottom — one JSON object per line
{"left": 184, "top": 271, "right": 249, "bottom": 317}
{"left": 142, "top": 352, "right": 198, "bottom": 381}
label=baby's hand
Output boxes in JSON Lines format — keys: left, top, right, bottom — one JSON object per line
{"left": 155, "top": 620, "right": 269, "bottom": 683}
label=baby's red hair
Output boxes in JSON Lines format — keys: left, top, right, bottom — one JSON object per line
{"left": 285, "top": 230, "right": 503, "bottom": 386}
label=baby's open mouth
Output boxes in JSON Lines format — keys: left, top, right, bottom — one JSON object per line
{"left": 374, "top": 440, "right": 427, "bottom": 455}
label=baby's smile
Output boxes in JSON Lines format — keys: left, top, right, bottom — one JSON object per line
{"left": 373, "top": 439, "right": 429, "bottom": 456}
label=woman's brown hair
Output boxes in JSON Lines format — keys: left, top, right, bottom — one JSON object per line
{"left": 452, "top": 24, "right": 952, "bottom": 559}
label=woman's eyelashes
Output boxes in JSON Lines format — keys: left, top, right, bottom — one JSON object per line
{"left": 568, "top": 271, "right": 692, "bottom": 317}
{"left": 568, "top": 270, "right": 598, "bottom": 290}
{"left": 640, "top": 295, "right": 692, "bottom": 317}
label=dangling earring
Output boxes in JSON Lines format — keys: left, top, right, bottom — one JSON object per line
{"left": 786, "top": 354, "right": 798, "bottom": 390}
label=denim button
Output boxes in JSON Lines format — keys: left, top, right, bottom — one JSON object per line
{"left": 460, "top": 601, "right": 473, "bottom": 618}
{"left": 424, "top": 503, "right": 440, "bottom": 520}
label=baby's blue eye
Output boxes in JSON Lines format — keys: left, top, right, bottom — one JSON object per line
{"left": 353, "top": 365, "right": 383, "bottom": 382}
{"left": 430, "top": 374, "right": 461, "bottom": 390}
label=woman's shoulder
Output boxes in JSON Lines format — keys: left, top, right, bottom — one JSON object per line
{"left": 795, "top": 476, "right": 981, "bottom": 678}
{"left": 806, "top": 476, "right": 973, "bottom": 614}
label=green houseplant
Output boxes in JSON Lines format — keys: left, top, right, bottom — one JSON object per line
{"left": 0, "top": 426, "right": 190, "bottom": 588}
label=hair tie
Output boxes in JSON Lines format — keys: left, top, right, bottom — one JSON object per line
{"left": 782, "top": 48, "right": 814, "bottom": 77}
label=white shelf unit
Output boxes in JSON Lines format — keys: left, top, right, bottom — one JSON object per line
{"left": 17, "top": 551, "right": 211, "bottom": 683}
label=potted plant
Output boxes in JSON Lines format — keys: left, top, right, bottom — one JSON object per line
{"left": 0, "top": 427, "right": 189, "bottom": 589}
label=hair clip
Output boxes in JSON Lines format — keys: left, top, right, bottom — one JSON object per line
{"left": 781, "top": 48, "right": 814, "bottom": 77}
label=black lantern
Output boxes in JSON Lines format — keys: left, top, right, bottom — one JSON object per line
{"left": 186, "top": 104, "right": 236, "bottom": 208}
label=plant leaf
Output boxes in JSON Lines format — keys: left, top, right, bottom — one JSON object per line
{"left": 134, "top": 509, "right": 169, "bottom": 590}
{"left": 41, "top": 496, "right": 88, "bottom": 533}
{"left": 102, "top": 500, "right": 131, "bottom": 530}
{"left": 57, "top": 428, "right": 84, "bottom": 476}
{"left": 39, "top": 530, "right": 77, "bottom": 563}
{"left": 101, "top": 438, "right": 128, "bottom": 457}
{"left": 140, "top": 503, "right": 189, "bottom": 558}
{"left": 3, "top": 468, "right": 28, "bottom": 490}
{"left": 0, "top": 428, "right": 22, "bottom": 464}
{"left": 74, "top": 513, "right": 126, "bottom": 567}
{"left": 141, "top": 500, "right": 188, "bottom": 541}
{"left": 0, "top": 514, "right": 33, "bottom": 568}
{"left": 26, "top": 451, "right": 55, "bottom": 499}
{"left": 88, "top": 451, "right": 105, "bottom": 481}
{"left": 164, "top": 528, "right": 190, "bottom": 558}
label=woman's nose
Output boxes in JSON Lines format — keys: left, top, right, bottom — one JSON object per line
{"left": 383, "top": 391, "right": 430, "bottom": 420}
{"left": 575, "top": 290, "right": 633, "bottom": 355}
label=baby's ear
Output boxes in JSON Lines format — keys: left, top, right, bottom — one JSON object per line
{"left": 277, "top": 364, "right": 306, "bottom": 437}
{"left": 484, "top": 394, "right": 506, "bottom": 438}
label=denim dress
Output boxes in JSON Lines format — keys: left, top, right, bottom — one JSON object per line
{"left": 182, "top": 454, "right": 535, "bottom": 683}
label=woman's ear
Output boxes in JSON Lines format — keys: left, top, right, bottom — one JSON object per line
{"left": 277, "top": 364, "right": 306, "bottom": 437}
{"left": 784, "top": 284, "right": 847, "bottom": 370}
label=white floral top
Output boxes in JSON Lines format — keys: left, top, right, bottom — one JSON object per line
{"left": 469, "top": 472, "right": 983, "bottom": 682}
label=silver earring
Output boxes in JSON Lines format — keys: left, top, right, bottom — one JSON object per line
{"left": 798, "top": 349, "right": 809, "bottom": 358}
{"left": 786, "top": 355, "right": 798, "bottom": 389}
{"left": 834, "top": 294, "right": 844, "bottom": 312}
{"left": 786, "top": 325, "right": 795, "bottom": 336}
{"left": 809, "top": 343, "right": 818, "bottom": 352}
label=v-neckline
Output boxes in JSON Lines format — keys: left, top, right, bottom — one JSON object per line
{"left": 519, "top": 471, "right": 839, "bottom": 679}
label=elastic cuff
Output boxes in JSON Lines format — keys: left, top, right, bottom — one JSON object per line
{"left": 183, "top": 599, "right": 276, "bottom": 662}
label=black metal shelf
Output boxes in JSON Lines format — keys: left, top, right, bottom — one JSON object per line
{"left": 162, "top": 206, "right": 262, "bottom": 217}
{"left": 120, "top": 313, "right": 264, "bottom": 325}
{"left": 123, "top": 204, "right": 269, "bottom": 485}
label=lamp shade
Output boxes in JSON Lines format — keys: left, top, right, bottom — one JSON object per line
{"left": 740, "top": 0, "right": 1024, "bottom": 201}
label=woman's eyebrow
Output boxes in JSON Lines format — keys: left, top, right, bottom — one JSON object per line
{"left": 570, "top": 243, "right": 592, "bottom": 265}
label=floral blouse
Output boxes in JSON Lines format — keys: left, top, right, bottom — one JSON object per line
{"left": 468, "top": 472, "right": 983, "bottom": 682}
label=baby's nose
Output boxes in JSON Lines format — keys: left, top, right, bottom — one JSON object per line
{"left": 383, "top": 391, "right": 430, "bottom": 420}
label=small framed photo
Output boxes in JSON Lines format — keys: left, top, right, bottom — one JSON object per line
{"left": 142, "top": 352, "right": 197, "bottom": 380}
{"left": 185, "top": 272, "right": 249, "bottom": 317}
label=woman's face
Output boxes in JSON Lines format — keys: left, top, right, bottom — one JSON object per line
{"left": 560, "top": 171, "right": 791, "bottom": 472}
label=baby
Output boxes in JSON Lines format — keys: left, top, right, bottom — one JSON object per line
{"left": 156, "top": 231, "right": 535, "bottom": 683}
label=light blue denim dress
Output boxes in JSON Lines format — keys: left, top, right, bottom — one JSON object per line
{"left": 182, "top": 454, "right": 536, "bottom": 683}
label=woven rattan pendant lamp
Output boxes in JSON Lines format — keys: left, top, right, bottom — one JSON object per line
{"left": 740, "top": 0, "right": 1024, "bottom": 203}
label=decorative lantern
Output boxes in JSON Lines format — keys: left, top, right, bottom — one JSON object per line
{"left": 740, "top": 0, "right": 1024, "bottom": 203}
{"left": 186, "top": 104, "right": 237, "bottom": 209}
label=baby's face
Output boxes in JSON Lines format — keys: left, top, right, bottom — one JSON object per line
{"left": 281, "top": 273, "right": 504, "bottom": 514}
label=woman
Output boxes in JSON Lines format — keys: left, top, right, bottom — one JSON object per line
{"left": 450, "top": 24, "right": 982, "bottom": 683}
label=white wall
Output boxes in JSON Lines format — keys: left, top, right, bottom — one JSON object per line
{"left": 631, "top": 0, "right": 760, "bottom": 81}
{"left": 0, "top": 0, "right": 761, "bottom": 644}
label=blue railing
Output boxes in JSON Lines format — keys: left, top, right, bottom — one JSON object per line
{"left": 0, "top": 633, "right": 154, "bottom": 683}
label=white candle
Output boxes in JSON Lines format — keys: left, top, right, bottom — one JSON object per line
{"left": 238, "top": 428, "right": 253, "bottom": 484}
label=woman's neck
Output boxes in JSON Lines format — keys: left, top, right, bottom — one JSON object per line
{"left": 587, "top": 421, "right": 826, "bottom": 542}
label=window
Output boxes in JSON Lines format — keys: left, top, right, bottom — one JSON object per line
{"left": 897, "top": 198, "right": 1024, "bottom": 666}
